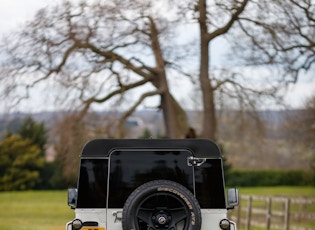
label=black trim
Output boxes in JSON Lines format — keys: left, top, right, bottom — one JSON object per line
{"left": 83, "top": 221, "right": 98, "bottom": 226}
{"left": 81, "top": 139, "right": 221, "bottom": 158}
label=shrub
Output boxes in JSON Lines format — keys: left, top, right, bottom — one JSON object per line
{"left": 226, "top": 170, "right": 315, "bottom": 187}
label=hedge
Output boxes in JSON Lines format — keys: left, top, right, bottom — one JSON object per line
{"left": 226, "top": 170, "right": 315, "bottom": 187}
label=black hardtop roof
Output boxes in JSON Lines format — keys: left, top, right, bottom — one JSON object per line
{"left": 81, "top": 139, "right": 222, "bottom": 158}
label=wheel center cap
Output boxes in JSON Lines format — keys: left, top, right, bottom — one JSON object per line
{"left": 158, "top": 216, "right": 167, "bottom": 225}
{"left": 153, "top": 212, "right": 170, "bottom": 226}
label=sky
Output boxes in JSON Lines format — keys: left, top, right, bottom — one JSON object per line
{"left": 0, "top": 0, "right": 48, "bottom": 34}
{"left": 0, "top": 0, "right": 314, "bottom": 112}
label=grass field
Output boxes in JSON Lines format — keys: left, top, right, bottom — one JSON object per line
{"left": 0, "top": 187, "right": 314, "bottom": 230}
{"left": 233, "top": 187, "right": 315, "bottom": 230}
{"left": 0, "top": 190, "right": 73, "bottom": 230}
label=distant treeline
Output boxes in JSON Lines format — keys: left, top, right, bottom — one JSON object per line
{"left": 226, "top": 170, "right": 315, "bottom": 187}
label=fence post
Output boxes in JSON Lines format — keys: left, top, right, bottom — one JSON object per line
{"left": 237, "top": 197, "right": 242, "bottom": 227}
{"left": 246, "top": 196, "right": 252, "bottom": 230}
{"left": 266, "top": 197, "right": 272, "bottom": 230}
{"left": 284, "top": 198, "right": 291, "bottom": 230}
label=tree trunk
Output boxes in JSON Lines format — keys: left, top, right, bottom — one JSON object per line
{"left": 198, "top": 0, "right": 216, "bottom": 140}
{"left": 149, "top": 17, "right": 188, "bottom": 138}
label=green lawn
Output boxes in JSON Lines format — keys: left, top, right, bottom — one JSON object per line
{"left": 0, "top": 187, "right": 314, "bottom": 230}
{"left": 232, "top": 186, "right": 315, "bottom": 230}
{"left": 0, "top": 190, "right": 73, "bottom": 230}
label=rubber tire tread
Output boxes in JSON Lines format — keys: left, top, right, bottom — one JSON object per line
{"left": 122, "top": 180, "right": 202, "bottom": 230}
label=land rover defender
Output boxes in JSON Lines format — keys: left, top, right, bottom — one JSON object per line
{"left": 66, "top": 139, "right": 239, "bottom": 230}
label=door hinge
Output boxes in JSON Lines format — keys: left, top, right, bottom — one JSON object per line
{"left": 187, "top": 157, "right": 206, "bottom": 166}
{"left": 112, "top": 211, "right": 122, "bottom": 222}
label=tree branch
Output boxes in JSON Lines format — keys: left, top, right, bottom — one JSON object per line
{"left": 118, "top": 88, "right": 164, "bottom": 137}
{"left": 207, "top": 0, "right": 249, "bottom": 41}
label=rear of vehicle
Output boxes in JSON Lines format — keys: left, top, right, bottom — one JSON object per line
{"left": 66, "top": 139, "right": 238, "bottom": 230}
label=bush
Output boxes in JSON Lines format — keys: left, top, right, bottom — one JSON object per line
{"left": 35, "top": 161, "right": 69, "bottom": 190}
{"left": 226, "top": 169, "right": 315, "bottom": 187}
{"left": 0, "top": 135, "right": 44, "bottom": 190}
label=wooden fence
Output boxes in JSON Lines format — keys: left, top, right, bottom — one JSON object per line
{"left": 229, "top": 195, "right": 315, "bottom": 230}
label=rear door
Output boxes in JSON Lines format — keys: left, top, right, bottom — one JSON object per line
{"left": 108, "top": 149, "right": 195, "bottom": 208}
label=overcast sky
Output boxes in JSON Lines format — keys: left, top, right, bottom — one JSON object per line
{"left": 0, "top": 0, "right": 314, "bottom": 112}
{"left": 0, "top": 0, "right": 47, "bottom": 34}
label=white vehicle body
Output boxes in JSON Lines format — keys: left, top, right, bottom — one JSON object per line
{"left": 66, "top": 209, "right": 237, "bottom": 230}
{"left": 66, "top": 139, "right": 238, "bottom": 230}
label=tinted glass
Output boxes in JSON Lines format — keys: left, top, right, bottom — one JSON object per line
{"left": 108, "top": 150, "right": 194, "bottom": 208}
{"left": 76, "top": 153, "right": 226, "bottom": 209}
{"left": 76, "top": 159, "right": 108, "bottom": 208}
{"left": 195, "top": 159, "right": 226, "bottom": 208}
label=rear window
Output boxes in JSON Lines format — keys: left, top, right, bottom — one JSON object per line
{"left": 194, "top": 159, "right": 226, "bottom": 208}
{"left": 76, "top": 159, "right": 108, "bottom": 208}
{"left": 76, "top": 151, "right": 226, "bottom": 209}
{"left": 108, "top": 150, "right": 194, "bottom": 208}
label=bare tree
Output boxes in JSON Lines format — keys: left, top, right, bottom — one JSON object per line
{"left": 0, "top": 0, "right": 190, "bottom": 138}
{"left": 282, "top": 91, "right": 315, "bottom": 170}
{"left": 303, "top": 93, "right": 315, "bottom": 170}
{"left": 232, "top": 0, "right": 315, "bottom": 82}
{"left": 189, "top": 0, "right": 314, "bottom": 140}
{"left": 50, "top": 113, "right": 90, "bottom": 182}
{"left": 194, "top": 0, "right": 249, "bottom": 140}
{"left": 1, "top": 0, "right": 314, "bottom": 141}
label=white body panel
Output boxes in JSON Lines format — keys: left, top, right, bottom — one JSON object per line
{"left": 66, "top": 208, "right": 236, "bottom": 230}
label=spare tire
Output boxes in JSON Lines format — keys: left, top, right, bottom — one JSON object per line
{"left": 122, "top": 180, "right": 202, "bottom": 230}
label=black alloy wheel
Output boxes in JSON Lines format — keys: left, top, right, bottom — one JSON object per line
{"left": 122, "top": 180, "right": 202, "bottom": 230}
